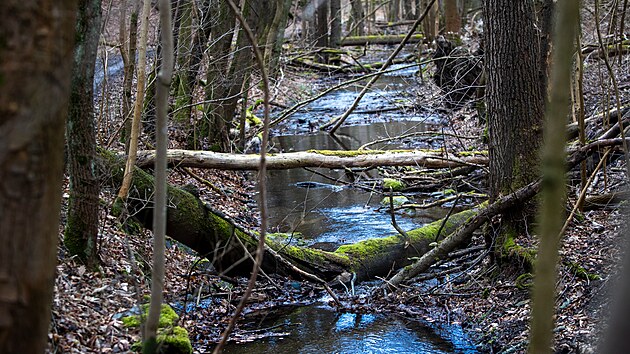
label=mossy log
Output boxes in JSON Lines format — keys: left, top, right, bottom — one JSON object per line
{"left": 100, "top": 149, "right": 479, "bottom": 283}
{"left": 133, "top": 149, "right": 489, "bottom": 170}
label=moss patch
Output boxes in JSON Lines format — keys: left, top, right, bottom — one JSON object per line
{"left": 380, "top": 196, "right": 409, "bottom": 207}
{"left": 382, "top": 178, "right": 405, "bottom": 191}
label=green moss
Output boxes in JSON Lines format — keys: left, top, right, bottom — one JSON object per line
{"left": 383, "top": 178, "right": 405, "bottom": 191}
{"left": 380, "top": 196, "right": 409, "bottom": 207}
{"left": 142, "top": 326, "right": 192, "bottom": 354}
{"left": 306, "top": 149, "right": 386, "bottom": 157}
{"left": 278, "top": 243, "right": 350, "bottom": 266}
{"left": 515, "top": 273, "right": 533, "bottom": 290}
{"left": 122, "top": 304, "right": 179, "bottom": 329}
{"left": 502, "top": 234, "right": 537, "bottom": 269}
{"left": 336, "top": 236, "right": 401, "bottom": 259}
{"left": 455, "top": 150, "right": 488, "bottom": 157}
{"left": 565, "top": 261, "right": 600, "bottom": 281}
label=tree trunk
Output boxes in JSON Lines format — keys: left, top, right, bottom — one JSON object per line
{"left": 484, "top": 0, "right": 544, "bottom": 261}
{"left": 422, "top": 0, "right": 438, "bottom": 43}
{"left": 65, "top": 0, "right": 102, "bottom": 269}
{"left": 134, "top": 148, "right": 489, "bottom": 170}
{"left": 0, "top": 0, "right": 78, "bottom": 352}
{"left": 316, "top": 0, "right": 329, "bottom": 62}
{"left": 117, "top": 0, "right": 152, "bottom": 201}
{"left": 205, "top": 0, "right": 234, "bottom": 151}
{"left": 264, "top": 0, "right": 292, "bottom": 76}
{"left": 444, "top": 0, "right": 462, "bottom": 36}
{"left": 330, "top": 0, "right": 341, "bottom": 48}
{"left": 389, "top": 0, "right": 400, "bottom": 22}
{"left": 348, "top": 0, "right": 365, "bottom": 36}
{"left": 173, "top": 0, "right": 195, "bottom": 147}
{"left": 120, "top": 0, "right": 139, "bottom": 151}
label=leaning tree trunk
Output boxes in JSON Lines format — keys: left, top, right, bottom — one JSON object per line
{"left": 65, "top": 0, "right": 102, "bottom": 269}
{"left": 0, "top": 0, "right": 79, "bottom": 352}
{"left": 484, "top": 0, "right": 545, "bottom": 262}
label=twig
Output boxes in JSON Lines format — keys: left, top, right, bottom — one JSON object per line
{"left": 434, "top": 194, "right": 462, "bottom": 242}
{"left": 213, "top": 1, "right": 271, "bottom": 351}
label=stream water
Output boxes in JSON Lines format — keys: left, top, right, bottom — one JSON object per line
{"left": 225, "top": 64, "right": 479, "bottom": 352}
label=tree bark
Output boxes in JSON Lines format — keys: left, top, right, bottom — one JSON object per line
{"left": 65, "top": 0, "right": 102, "bottom": 268}
{"left": 484, "top": 0, "right": 545, "bottom": 260}
{"left": 0, "top": 0, "right": 78, "bottom": 352}
{"left": 134, "top": 148, "right": 489, "bottom": 170}
{"left": 444, "top": 0, "right": 462, "bottom": 35}
{"left": 330, "top": 0, "right": 341, "bottom": 48}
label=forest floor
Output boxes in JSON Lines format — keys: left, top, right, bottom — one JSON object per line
{"left": 48, "top": 11, "right": 630, "bottom": 354}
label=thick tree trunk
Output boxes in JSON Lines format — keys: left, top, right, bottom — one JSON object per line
{"left": 484, "top": 0, "right": 545, "bottom": 260}
{"left": 422, "top": 0, "right": 438, "bottom": 43}
{"left": 315, "top": 0, "right": 329, "bottom": 62}
{"left": 0, "top": 0, "right": 78, "bottom": 352}
{"left": 205, "top": 0, "right": 234, "bottom": 151}
{"left": 444, "top": 0, "right": 462, "bottom": 35}
{"left": 134, "top": 148, "right": 489, "bottom": 170}
{"left": 65, "top": 0, "right": 102, "bottom": 268}
{"left": 173, "top": 0, "right": 195, "bottom": 146}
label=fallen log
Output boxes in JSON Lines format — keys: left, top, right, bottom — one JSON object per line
{"left": 340, "top": 34, "right": 424, "bottom": 46}
{"left": 134, "top": 149, "right": 489, "bottom": 170}
{"left": 100, "top": 148, "right": 479, "bottom": 283}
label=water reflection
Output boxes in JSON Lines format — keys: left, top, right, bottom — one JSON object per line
{"left": 223, "top": 306, "right": 477, "bottom": 354}
{"left": 266, "top": 121, "right": 447, "bottom": 246}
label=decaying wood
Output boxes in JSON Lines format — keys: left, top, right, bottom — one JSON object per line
{"left": 134, "top": 149, "right": 489, "bottom": 170}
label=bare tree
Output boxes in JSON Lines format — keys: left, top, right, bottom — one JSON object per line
{"left": 529, "top": 1, "right": 579, "bottom": 352}
{"left": 144, "top": 0, "right": 173, "bottom": 351}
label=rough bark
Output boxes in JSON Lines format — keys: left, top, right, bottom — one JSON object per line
{"left": 205, "top": 0, "right": 234, "bottom": 151}
{"left": 65, "top": 0, "right": 101, "bottom": 268}
{"left": 0, "top": 0, "right": 78, "bottom": 352}
{"left": 484, "top": 0, "right": 545, "bottom": 260}
{"left": 134, "top": 149, "right": 489, "bottom": 170}
{"left": 329, "top": 0, "right": 341, "bottom": 48}
{"left": 444, "top": 0, "right": 462, "bottom": 35}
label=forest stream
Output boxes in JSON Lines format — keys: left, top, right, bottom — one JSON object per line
{"left": 221, "top": 64, "right": 478, "bottom": 353}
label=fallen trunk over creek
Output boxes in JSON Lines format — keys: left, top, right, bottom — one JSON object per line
{"left": 134, "top": 149, "right": 488, "bottom": 170}
{"left": 101, "top": 149, "right": 479, "bottom": 284}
